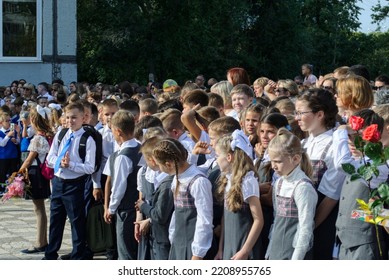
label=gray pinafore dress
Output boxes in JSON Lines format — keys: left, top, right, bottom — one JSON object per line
{"left": 222, "top": 200, "right": 261, "bottom": 260}
{"left": 268, "top": 178, "right": 312, "bottom": 260}
{"left": 169, "top": 174, "right": 205, "bottom": 260}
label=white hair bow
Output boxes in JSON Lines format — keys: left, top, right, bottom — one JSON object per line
{"left": 230, "top": 129, "right": 253, "bottom": 160}
{"left": 48, "top": 103, "right": 62, "bottom": 111}
{"left": 36, "top": 105, "right": 51, "bottom": 119}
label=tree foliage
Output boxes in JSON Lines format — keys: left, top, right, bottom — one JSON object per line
{"left": 77, "top": 0, "right": 389, "bottom": 85}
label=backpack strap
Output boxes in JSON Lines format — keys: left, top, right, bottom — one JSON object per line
{"left": 79, "top": 130, "right": 92, "bottom": 163}
{"left": 57, "top": 128, "right": 69, "bottom": 146}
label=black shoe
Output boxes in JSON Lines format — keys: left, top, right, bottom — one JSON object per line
{"left": 58, "top": 253, "right": 71, "bottom": 260}
{"left": 21, "top": 245, "right": 47, "bottom": 254}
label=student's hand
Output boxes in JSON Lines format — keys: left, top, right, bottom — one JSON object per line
{"left": 264, "top": 80, "right": 276, "bottom": 94}
{"left": 61, "top": 152, "right": 70, "bottom": 168}
{"left": 213, "top": 225, "right": 222, "bottom": 238}
{"left": 231, "top": 249, "right": 249, "bottom": 260}
{"left": 191, "top": 255, "right": 203, "bottom": 260}
{"left": 21, "top": 118, "right": 30, "bottom": 127}
{"left": 93, "top": 189, "right": 102, "bottom": 201}
{"left": 6, "top": 130, "right": 14, "bottom": 138}
{"left": 214, "top": 250, "right": 223, "bottom": 260}
{"left": 259, "top": 182, "right": 271, "bottom": 194}
{"left": 192, "top": 141, "right": 211, "bottom": 155}
{"left": 134, "top": 222, "right": 141, "bottom": 242}
{"left": 134, "top": 199, "right": 144, "bottom": 211}
{"left": 14, "top": 124, "right": 20, "bottom": 134}
{"left": 254, "top": 143, "right": 265, "bottom": 159}
{"left": 104, "top": 210, "right": 113, "bottom": 224}
{"left": 139, "top": 219, "right": 151, "bottom": 236}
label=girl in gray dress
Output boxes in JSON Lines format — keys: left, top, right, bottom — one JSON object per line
{"left": 214, "top": 129, "right": 264, "bottom": 260}
{"left": 267, "top": 128, "right": 317, "bottom": 260}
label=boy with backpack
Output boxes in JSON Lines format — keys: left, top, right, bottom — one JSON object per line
{"left": 44, "top": 102, "right": 97, "bottom": 260}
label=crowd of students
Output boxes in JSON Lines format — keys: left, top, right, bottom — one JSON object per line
{"left": 1, "top": 64, "right": 389, "bottom": 260}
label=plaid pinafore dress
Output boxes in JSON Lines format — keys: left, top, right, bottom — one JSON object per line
{"left": 268, "top": 178, "right": 313, "bottom": 260}
{"left": 169, "top": 174, "right": 205, "bottom": 260}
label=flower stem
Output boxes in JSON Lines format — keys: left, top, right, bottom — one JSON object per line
{"left": 375, "top": 224, "right": 383, "bottom": 258}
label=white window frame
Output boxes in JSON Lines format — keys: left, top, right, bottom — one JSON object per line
{"left": 0, "top": 0, "right": 42, "bottom": 62}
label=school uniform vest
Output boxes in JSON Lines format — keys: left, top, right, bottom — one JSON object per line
{"left": 335, "top": 178, "right": 379, "bottom": 250}
{"left": 0, "top": 130, "right": 18, "bottom": 159}
{"left": 207, "top": 161, "right": 223, "bottom": 230}
{"left": 144, "top": 175, "right": 174, "bottom": 260}
{"left": 109, "top": 144, "right": 141, "bottom": 211}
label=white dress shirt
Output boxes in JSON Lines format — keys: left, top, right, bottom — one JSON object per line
{"left": 302, "top": 129, "right": 345, "bottom": 200}
{"left": 47, "top": 127, "right": 96, "bottom": 179}
{"left": 226, "top": 171, "right": 260, "bottom": 201}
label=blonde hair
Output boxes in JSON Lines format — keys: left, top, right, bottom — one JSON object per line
{"left": 215, "top": 135, "right": 259, "bottom": 212}
{"left": 140, "top": 136, "right": 164, "bottom": 157}
{"left": 268, "top": 128, "right": 312, "bottom": 178}
{"left": 208, "top": 116, "right": 241, "bottom": 137}
{"left": 274, "top": 98, "right": 295, "bottom": 116}
{"left": 152, "top": 138, "right": 188, "bottom": 197}
{"left": 336, "top": 75, "right": 374, "bottom": 111}
{"left": 253, "top": 77, "right": 269, "bottom": 88}
{"left": 111, "top": 109, "right": 135, "bottom": 135}
{"left": 373, "top": 104, "right": 389, "bottom": 124}
{"left": 143, "top": 126, "right": 168, "bottom": 141}
{"left": 159, "top": 108, "right": 184, "bottom": 132}
{"left": 211, "top": 81, "right": 233, "bottom": 109}
{"left": 276, "top": 79, "right": 299, "bottom": 97}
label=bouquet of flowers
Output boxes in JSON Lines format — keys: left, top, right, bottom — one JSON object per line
{"left": 342, "top": 116, "right": 389, "bottom": 224}
{"left": 1, "top": 169, "right": 31, "bottom": 202}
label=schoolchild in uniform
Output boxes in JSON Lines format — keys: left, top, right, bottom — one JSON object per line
{"left": 135, "top": 135, "right": 175, "bottom": 260}
{"left": 103, "top": 110, "right": 141, "bottom": 260}
{"left": 214, "top": 130, "right": 264, "bottom": 260}
{"left": 192, "top": 116, "right": 241, "bottom": 259}
{"left": 266, "top": 128, "right": 317, "bottom": 260}
{"left": 152, "top": 138, "right": 213, "bottom": 260}
{"left": 0, "top": 112, "right": 20, "bottom": 190}
{"left": 334, "top": 109, "right": 387, "bottom": 259}
{"left": 44, "top": 102, "right": 96, "bottom": 260}
{"left": 295, "top": 88, "right": 344, "bottom": 259}
{"left": 254, "top": 112, "right": 290, "bottom": 259}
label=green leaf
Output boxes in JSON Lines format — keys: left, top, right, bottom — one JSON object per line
{"left": 378, "top": 183, "right": 389, "bottom": 199}
{"left": 384, "top": 147, "right": 389, "bottom": 161}
{"left": 350, "top": 173, "right": 362, "bottom": 181}
{"left": 364, "top": 142, "right": 383, "bottom": 163}
{"left": 342, "top": 163, "right": 356, "bottom": 175}
{"left": 369, "top": 199, "right": 383, "bottom": 210}
{"left": 362, "top": 166, "right": 374, "bottom": 181}
{"left": 354, "top": 135, "right": 364, "bottom": 150}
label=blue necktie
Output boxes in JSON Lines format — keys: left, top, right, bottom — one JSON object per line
{"left": 54, "top": 133, "right": 74, "bottom": 173}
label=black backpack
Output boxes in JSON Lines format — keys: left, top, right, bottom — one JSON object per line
{"left": 57, "top": 125, "right": 103, "bottom": 173}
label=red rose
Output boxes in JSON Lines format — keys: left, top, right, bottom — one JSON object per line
{"left": 349, "top": 116, "right": 364, "bottom": 131}
{"left": 362, "top": 124, "right": 381, "bottom": 143}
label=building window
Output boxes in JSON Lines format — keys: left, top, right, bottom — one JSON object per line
{"left": 0, "top": 0, "right": 42, "bottom": 61}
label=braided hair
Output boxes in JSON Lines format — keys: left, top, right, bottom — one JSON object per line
{"left": 152, "top": 138, "right": 188, "bottom": 197}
